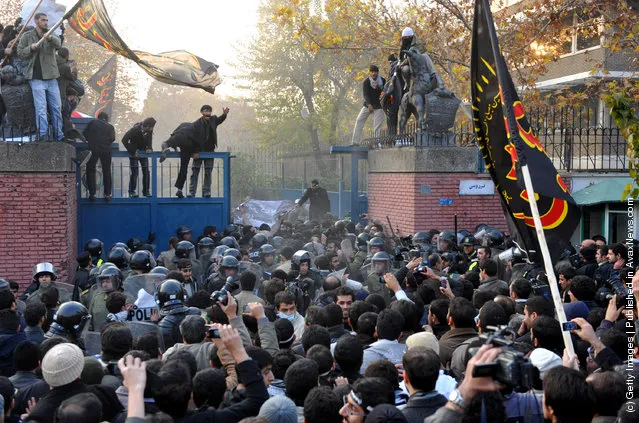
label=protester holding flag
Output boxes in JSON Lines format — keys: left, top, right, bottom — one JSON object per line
{"left": 17, "top": 12, "right": 64, "bottom": 141}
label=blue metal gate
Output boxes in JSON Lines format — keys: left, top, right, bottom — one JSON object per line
{"left": 76, "top": 149, "right": 231, "bottom": 253}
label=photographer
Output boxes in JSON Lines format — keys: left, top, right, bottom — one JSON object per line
{"left": 424, "top": 344, "right": 504, "bottom": 422}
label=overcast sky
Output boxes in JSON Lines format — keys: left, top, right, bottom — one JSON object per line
{"left": 57, "top": 0, "right": 261, "bottom": 99}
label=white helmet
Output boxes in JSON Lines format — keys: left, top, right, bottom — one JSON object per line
{"left": 33, "top": 262, "right": 57, "bottom": 280}
{"left": 402, "top": 27, "right": 415, "bottom": 37}
{"left": 295, "top": 199, "right": 301, "bottom": 205}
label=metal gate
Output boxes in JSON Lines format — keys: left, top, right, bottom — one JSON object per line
{"left": 76, "top": 149, "right": 231, "bottom": 253}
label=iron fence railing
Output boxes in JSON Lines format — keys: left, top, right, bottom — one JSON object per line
{"left": 359, "top": 106, "right": 628, "bottom": 172}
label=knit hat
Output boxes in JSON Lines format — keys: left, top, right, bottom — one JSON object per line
{"left": 564, "top": 301, "right": 589, "bottom": 320}
{"left": 529, "top": 348, "right": 562, "bottom": 380}
{"left": 405, "top": 332, "right": 440, "bottom": 356}
{"left": 42, "top": 343, "right": 85, "bottom": 387}
{"left": 259, "top": 395, "right": 298, "bottom": 423}
{"left": 81, "top": 357, "right": 105, "bottom": 385}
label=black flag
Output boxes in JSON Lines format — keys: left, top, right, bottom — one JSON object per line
{"left": 87, "top": 55, "right": 117, "bottom": 118}
{"left": 471, "top": 0, "right": 580, "bottom": 262}
{"left": 64, "top": 0, "right": 220, "bottom": 94}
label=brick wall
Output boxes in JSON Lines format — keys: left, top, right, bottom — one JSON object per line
{"left": 368, "top": 172, "right": 509, "bottom": 235}
{"left": 0, "top": 172, "right": 77, "bottom": 290}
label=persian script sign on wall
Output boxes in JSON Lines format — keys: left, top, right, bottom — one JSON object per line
{"left": 459, "top": 180, "right": 495, "bottom": 195}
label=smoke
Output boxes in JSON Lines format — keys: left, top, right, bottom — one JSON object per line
{"left": 20, "top": 0, "right": 66, "bottom": 34}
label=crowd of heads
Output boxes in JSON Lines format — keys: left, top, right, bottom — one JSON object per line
{"left": 0, "top": 215, "right": 636, "bottom": 423}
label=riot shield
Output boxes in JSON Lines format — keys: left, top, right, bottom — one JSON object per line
{"left": 83, "top": 331, "right": 102, "bottom": 356}
{"left": 126, "top": 321, "right": 166, "bottom": 352}
{"left": 55, "top": 282, "right": 75, "bottom": 304}
{"left": 123, "top": 274, "right": 165, "bottom": 298}
{"left": 239, "top": 261, "right": 264, "bottom": 285}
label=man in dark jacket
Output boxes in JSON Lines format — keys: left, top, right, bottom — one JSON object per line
{"left": 296, "top": 179, "right": 330, "bottom": 222}
{"left": 351, "top": 64, "right": 385, "bottom": 145}
{"left": 401, "top": 347, "right": 447, "bottom": 423}
{"left": 83, "top": 112, "right": 115, "bottom": 201}
{"left": 159, "top": 122, "right": 201, "bottom": 199}
{"left": 24, "top": 343, "right": 122, "bottom": 423}
{"left": 188, "top": 105, "right": 228, "bottom": 198}
{"left": 122, "top": 117, "right": 156, "bottom": 198}
{"left": 0, "top": 310, "right": 27, "bottom": 377}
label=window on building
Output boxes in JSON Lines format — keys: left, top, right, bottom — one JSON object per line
{"left": 556, "top": 11, "right": 602, "bottom": 56}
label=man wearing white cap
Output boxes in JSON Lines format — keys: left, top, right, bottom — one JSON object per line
{"left": 24, "top": 343, "right": 122, "bottom": 422}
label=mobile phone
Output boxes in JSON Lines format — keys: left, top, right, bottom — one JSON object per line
{"left": 242, "top": 305, "right": 251, "bottom": 313}
{"left": 562, "top": 322, "right": 579, "bottom": 331}
{"left": 207, "top": 328, "right": 220, "bottom": 339}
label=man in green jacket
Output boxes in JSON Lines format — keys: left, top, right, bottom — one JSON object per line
{"left": 17, "top": 13, "right": 64, "bottom": 140}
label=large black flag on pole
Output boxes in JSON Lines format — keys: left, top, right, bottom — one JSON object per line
{"left": 63, "top": 0, "right": 220, "bottom": 94}
{"left": 470, "top": 0, "right": 580, "bottom": 264}
{"left": 87, "top": 55, "right": 117, "bottom": 118}
{"left": 471, "top": 0, "right": 581, "bottom": 358}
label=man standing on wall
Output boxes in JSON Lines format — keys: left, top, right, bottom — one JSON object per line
{"left": 122, "top": 117, "right": 156, "bottom": 198}
{"left": 351, "top": 65, "right": 385, "bottom": 145}
{"left": 188, "top": 105, "right": 229, "bottom": 198}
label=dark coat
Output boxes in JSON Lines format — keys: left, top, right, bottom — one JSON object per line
{"left": 122, "top": 123, "right": 152, "bottom": 155}
{"left": 56, "top": 56, "right": 77, "bottom": 100}
{"left": 362, "top": 77, "right": 385, "bottom": 109}
{"left": 299, "top": 186, "right": 330, "bottom": 219}
{"left": 83, "top": 118, "right": 115, "bottom": 154}
{"left": 402, "top": 391, "right": 448, "bottom": 423}
{"left": 438, "top": 327, "right": 477, "bottom": 367}
{"left": 193, "top": 114, "right": 226, "bottom": 151}
{"left": 24, "top": 379, "right": 122, "bottom": 423}
{"left": 0, "top": 330, "right": 27, "bottom": 376}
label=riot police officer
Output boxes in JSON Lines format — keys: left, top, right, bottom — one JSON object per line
{"left": 174, "top": 241, "right": 202, "bottom": 283}
{"left": 291, "top": 250, "right": 322, "bottom": 300}
{"left": 24, "top": 263, "right": 71, "bottom": 304}
{"left": 437, "top": 230, "right": 457, "bottom": 253}
{"left": 156, "top": 279, "right": 199, "bottom": 348}
{"left": 366, "top": 252, "right": 392, "bottom": 305}
{"left": 197, "top": 237, "right": 215, "bottom": 273}
{"left": 108, "top": 246, "right": 132, "bottom": 276}
{"left": 460, "top": 235, "right": 478, "bottom": 270}
{"left": 249, "top": 234, "right": 268, "bottom": 263}
{"left": 205, "top": 256, "right": 239, "bottom": 294}
{"left": 85, "top": 238, "right": 105, "bottom": 267}
{"left": 177, "top": 225, "right": 193, "bottom": 242}
{"left": 259, "top": 244, "right": 278, "bottom": 274}
{"left": 45, "top": 301, "right": 92, "bottom": 349}
{"left": 89, "top": 266, "right": 129, "bottom": 330}
{"left": 129, "top": 250, "right": 155, "bottom": 275}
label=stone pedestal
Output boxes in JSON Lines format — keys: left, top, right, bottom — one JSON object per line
{"left": 0, "top": 142, "right": 78, "bottom": 288}
{"left": 366, "top": 146, "right": 508, "bottom": 234}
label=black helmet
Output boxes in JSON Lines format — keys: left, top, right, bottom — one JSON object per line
{"left": 88, "top": 266, "right": 100, "bottom": 287}
{"left": 475, "top": 223, "right": 490, "bottom": 233}
{"left": 127, "top": 237, "right": 144, "bottom": 252}
{"left": 223, "top": 224, "right": 239, "bottom": 237}
{"left": 108, "top": 247, "right": 130, "bottom": 269}
{"left": 176, "top": 225, "right": 192, "bottom": 239}
{"left": 130, "top": 250, "right": 155, "bottom": 272}
{"left": 291, "top": 250, "right": 311, "bottom": 271}
{"left": 413, "top": 232, "right": 430, "bottom": 246}
{"left": 271, "top": 236, "right": 284, "bottom": 250}
{"left": 110, "top": 242, "right": 131, "bottom": 253}
{"left": 371, "top": 251, "right": 391, "bottom": 274}
{"left": 260, "top": 244, "right": 275, "bottom": 260}
{"left": 175, "top": 241, "right": 195, "bottom": 259}
{"left": 251, "top": 233, "right": 268, "bottom": 250}
{"left": 485, "top": 230, "right": 505, "bottom": 247}
{"left": 357, "top": 233, "right": 371, "bottom": 248}
{"left": 302, "top": 241, "right": 324, "bottom": 256}
{"left": 334, "top": 220, "right": 347, "bottom": 233}
{"left": 223, "top": 248, "right": 242, "bottom": 261}
{"left": 460, "top": 235, "right": 477, "bottom": 247}
{"left": 219, "top": 256, "right": 240, "bottom": 275}
{"left": 156, "top": 279, "right": 186, "bottom": 309}
{"left": 50, "top": 301, "right": 91, "bottom": 337}
{"left": 84, "top": 238, "right": 103, "bottom": 259}
{"left": 368, "top": 237, "right": 385, "bottom": 251}
{"left": 98, "top": 266, "right": 124, "bottom": 291}
{"left": 198, "top": 237, "right": 215, "bottom": 255}
{"left": 150, "top": 266, "right": 169, "bottom": 276}
{"left": 220, "top": 236, "right": 240, "bottom": 250}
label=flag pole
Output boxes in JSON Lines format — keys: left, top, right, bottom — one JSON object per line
{"left": 34, "top": 16, "right": 66, "bottom": 48}
{"left": 0, "top": 0, "right": 45, "bottom": 67}
{"left": 520, "top": 163, "right": 577, "bottom": 362}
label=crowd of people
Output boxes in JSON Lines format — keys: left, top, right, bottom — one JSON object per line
{"left": 1, "top": 14, "right": 84, "bottom": 141}
{"left": 0, "top": 214, "right": 635, "bottom": 423}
